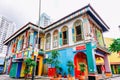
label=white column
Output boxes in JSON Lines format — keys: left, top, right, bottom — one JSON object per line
{"left": 58, "top": 29, "right": 61, "bottom": 48}
{"left": 50, "top": 32, "right": 53, "bottom": 50}
{"left": 68, "top": 27, "right": 73, "bottom": 46}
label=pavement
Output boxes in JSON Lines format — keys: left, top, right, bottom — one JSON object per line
{"left": 0, "top": 74, "right": 120, "bottom": 80}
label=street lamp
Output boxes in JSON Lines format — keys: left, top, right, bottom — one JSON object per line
{"left": 31, "top": 0, "right": 41, "bottom": 80}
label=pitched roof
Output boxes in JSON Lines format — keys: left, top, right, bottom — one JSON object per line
{"left": 4, "top": 4, "right": 110, "bottom": 44}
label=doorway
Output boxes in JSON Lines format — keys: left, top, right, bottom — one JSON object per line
{"left": 74, "top": 52, "right": 88, "bottom": 78}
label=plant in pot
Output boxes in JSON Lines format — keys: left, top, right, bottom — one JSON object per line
{"left": 66, "top": 61, "right": 74, "bottom": 78}
{"left": 24, "top": 58, "right": 36, "bottom": 80}
{"left": 46, "top": 50, "right": 60, "bottom": 78}
{"left": 79, "top": 63, "right": 86, "bottom": 80}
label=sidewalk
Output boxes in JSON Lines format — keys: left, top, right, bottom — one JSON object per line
{"left": 99, "top": 74, "right": 120, "bottom": 80}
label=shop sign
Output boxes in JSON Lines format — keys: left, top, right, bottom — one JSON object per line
{"left": 76, "top": 45, "right": 86, "bottom": 50}
{"left": 17, "top": 53, "right": 22, "bottom": 58}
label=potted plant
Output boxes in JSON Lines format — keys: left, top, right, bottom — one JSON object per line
{"left": 79, "top": 63, "right": 86, "bottom": 80}
{"left": 66, "top": 61, "right": 74, "bottom": 79}
{"left": 24, "top": 58, "right": 36, "bottom": 80}
{"left": 46, "top": 50, "right": 60, "bottom": 78}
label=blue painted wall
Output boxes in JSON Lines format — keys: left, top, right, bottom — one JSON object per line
{"left": 46, "top": 48, "right": 75, "bottom": 76}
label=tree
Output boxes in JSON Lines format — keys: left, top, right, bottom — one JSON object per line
{"left": 66, "top": 60, "right": 74, "bottom": 75}
{"left": 109, "top": 38, "right": 120, "bottom": 53}
{"left": 79, "top": 63, "right": 86, "bottom": 75}
{"left": 46, "top": 50, "right": 61, "bottom": 77}
{"left": 46, "top": 50, "right": 60, "bottom": 68}
{"left": 24, "top": 58, "right": 36, "bottom": 80}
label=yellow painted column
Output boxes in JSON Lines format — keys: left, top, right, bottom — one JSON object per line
{"left": 20, "top": 62, "right": 26, "bottom": 77}
{"left": 38, "top": 56, "right": 43, "bottom": 76}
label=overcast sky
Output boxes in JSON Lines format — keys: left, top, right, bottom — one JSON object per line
{"left": 0, "top": 0, "right": 120, "bottom": 38}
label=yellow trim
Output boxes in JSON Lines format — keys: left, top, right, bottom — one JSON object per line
{"left": 20, "top": 62, "right": 26, "bottom": 77}
{"left": 37, "top": 55, "right": 43, "bottom": 76}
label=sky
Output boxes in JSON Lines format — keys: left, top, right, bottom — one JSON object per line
{"left": 0, "top": 0, "right": 120, "bottom": 38}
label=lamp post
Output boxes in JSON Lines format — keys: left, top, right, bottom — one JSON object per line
{"left": 31, "top": 0, "right": 41, "bottom": 80}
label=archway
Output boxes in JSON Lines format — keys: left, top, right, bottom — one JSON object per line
{"left": 74, "top": 52, "right": 88, "bottom": 78}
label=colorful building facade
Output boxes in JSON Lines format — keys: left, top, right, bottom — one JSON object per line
{"left": 96, "top": 37, "right": 120, "bottom": 74}
{"left": 4, "top": 4, "right": 112, "bottom": 79}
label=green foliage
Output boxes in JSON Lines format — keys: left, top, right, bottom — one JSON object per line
{"left": 46, "top": 50, "right": 60, "bottom": 68}
{"left": 109, "top": 38, "right": 120, "bottom": 53}
{"left": 24, "top": 58, "right": 36, "bottom": 78}
{"left": 79, "top": 63, "right": 86, "bottom": 75}
{"left": 118, "top": 67, "right": 120, "bottom": 74}
{"left": 67, "top": 61, "right": 74, "bottom": 74}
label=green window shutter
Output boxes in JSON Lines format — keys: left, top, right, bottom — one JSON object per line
{"left": 59, "top": 32, "right": 62, "bottom": 46}
{"left": 72, "top": 27, "right": 75, "bottom": 42}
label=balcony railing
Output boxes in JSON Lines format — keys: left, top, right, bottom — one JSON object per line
{"left": 76, "top": 34, "right": 83, "bottom": 41}
{"left": 46, "top": 43, "right": 51, "bottom": 50}
{"left": 53, "top": 40, "right": 58, "bottom": 48}
{"left": 62, "top": 39, "right": 68, "bottom": 45}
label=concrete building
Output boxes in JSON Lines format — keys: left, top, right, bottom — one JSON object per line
{"left": 0, "top": 15, "right": 16, "bottom": 73}
{"left": 39, "top": 13, "right": 51, "bottom": 28}
{"left": 4, "top": 4, "right": 112, "bottom": 79}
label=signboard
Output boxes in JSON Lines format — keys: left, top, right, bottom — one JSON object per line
{"left": 76, "top": 45, "right": 86, "bottom": 50}
{"left": 17, "top": 53, "right": 22, "bottom": 58}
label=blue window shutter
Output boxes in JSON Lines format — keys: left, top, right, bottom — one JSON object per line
{"left": 72, "top": 27, "right": 75, "bottom": 42}
{"left": 59, "top": 32, "right": 62, "bottom": 46}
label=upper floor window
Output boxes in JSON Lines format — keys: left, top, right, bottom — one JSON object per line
{"left": 61, "top": 26, "right": 68, "bottom": 45}
{"left": 53, "top": 30, "right": 58, "bottom": 48}
{"left": 95, "top": 28, "right": 104, "bottom": 47}
{"left": 73, "top": 20, "right": 83, "bottom": 42}
{"left": 46, "top": 33, "right": 51, "bottom": 50}
{"left": 20, "top": 35, "right": 24, "bottom": 51}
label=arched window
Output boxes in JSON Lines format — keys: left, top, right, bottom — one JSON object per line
{"left": 46, "top": 33, "right": 51, "bottom": 49}
{"left": 61, "top": 26, "right": 68, "bottom": 45}
{"left": 74, "top": 20, "right": 83, "bottom": 41}
{"left": 53, "top": 30, "right": 58, "bottom": 48}
{"left": 20, "top": 35, "right": 24, "bottom": 50}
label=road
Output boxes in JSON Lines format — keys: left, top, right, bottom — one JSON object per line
{"left": 0, "top": 74, "right": 120, "bottom": 80}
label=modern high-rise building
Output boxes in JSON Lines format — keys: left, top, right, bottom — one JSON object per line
{"left": 39, "top": 13, "right": 51, "bottom": 28}
{"left": 0, "top": 15, "right": 16, "bottom": 73}
{"left": 0, "top": 16, "right": 16, "bottom": 54}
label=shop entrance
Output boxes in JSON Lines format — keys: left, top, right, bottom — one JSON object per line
{"left": 74, "top": 52, "right": 88, "bottom": 78}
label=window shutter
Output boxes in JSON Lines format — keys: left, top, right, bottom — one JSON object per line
{"left": 72, "top": 27, "right": 75, "bottom": 42}
{"left": 59, "top": 32, "right": 62, "bottom": 46}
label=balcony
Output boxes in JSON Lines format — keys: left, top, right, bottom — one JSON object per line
{"left": 46, "top": 43, "right": 51, "bottom": 50}
{"left": 76, "top": 34, "right": 83, "bottom": 41}
{"left": 62, "top": 39, "right": 68, "bottom": 45}
{"left": 53, "top": 40, "right": 58, "bottom": 48}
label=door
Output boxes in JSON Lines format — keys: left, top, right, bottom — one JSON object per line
{"left": 9, "top": 62, "right": 18, "bottom": 77}
{"left": 74, "top": 52, "right": 88, "bottom": 78}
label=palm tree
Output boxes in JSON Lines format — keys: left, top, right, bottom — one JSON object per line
{"left": 109, "top": 38, "right": 120, "bottom": 54}
{"left": 67, "top": 61, "right": 74, "bottom": 75}
{"left": 24, "top": 58, "right": 36, "bottom": 80}
{"left": 46, "top": 50, "right": 60, "bottom": 68}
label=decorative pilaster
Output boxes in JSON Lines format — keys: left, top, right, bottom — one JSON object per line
{"left": 83, "top": 17, "right": 91, "bottom": 40}
{"left": 104, "top": 54, "right": 112, "bottom": 77}
{"left": 86, "top": 42, "right": 97, "bottom": 73}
